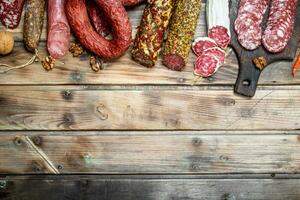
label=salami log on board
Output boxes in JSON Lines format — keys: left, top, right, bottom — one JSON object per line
{"left": 23, "top": 0, "right": 46, "bottom": 52}
{"left": 65, "top": 0, "right": 132, "bottom": 60}
{"left": 131, "top": 0, "right": 174, "bottom": 68}
{"left": 47, "top": 0, "right": 71, "bottom": 59}
{"left": 234, "top": 0, "right": 269, "bottom": 50}
{"left": 262, "top": 0, "right": 298, "bottom": 53}
{"left": 162, "top": 0, "right": 202, "bottom": 71}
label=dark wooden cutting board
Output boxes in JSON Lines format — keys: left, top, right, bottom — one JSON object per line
{"left": 230, "top": 0, "right": 300, "bottom": 97}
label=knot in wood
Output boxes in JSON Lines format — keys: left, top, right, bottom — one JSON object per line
{"left": 96, "top": 104, "right": 109, "bottom": 120}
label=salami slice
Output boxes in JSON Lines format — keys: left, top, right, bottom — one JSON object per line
{"left": 0, "top": 0, "right": 25, "bottom": 29}
{"left": 208, "top": 26, "right": 230, "bottom": 49}
{"left": 234, "top": 0, "right": 270, "bottom": 50}
{"left": 194, "top": 54, "right": 221, "bottom": 77}
{"left": 202, "top": 47, "right": 226, "bottom": 63}
{"left": 192, "top": 37, "right": 218, "bottom": 56}
{"left": 262, "top": 0, "right": 298, "bottom": 53}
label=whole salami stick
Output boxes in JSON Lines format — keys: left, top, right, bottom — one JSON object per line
{"left": 162, "top": 0, "right": 202, "bottom": 71}
{"left": 131, "top": 0, "right": 174, "bottom": 68}
{"left": 0, "top": 0, "right": 25, "bottom": 29}
{"left": 47, "top": 0, "right": 71, "bottom": 59}
{"left": 23, "top": 0, "right": 46, "bottom": 52}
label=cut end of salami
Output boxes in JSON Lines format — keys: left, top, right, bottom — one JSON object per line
{"left": 192, "top": 37, "right": 217, "bottom": 56}
{"left": 163, "top": 53, "right": 186, "bottom": 71}
{"left": 194, "top": 54, "right": 220, "bottom": 77}
{"left": 208, "top": 26, "right": 230, "bottom": 49}
{"left": 132, "top": 49, "right": 155, "bottom": 68}
{"left": 47, "top": 28, "right": 71, "bottom": 59}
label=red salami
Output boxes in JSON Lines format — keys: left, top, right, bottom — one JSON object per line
{"left": 208, "top": 26, "right": 230, "bottom": 49}
{"left": 47, "top": 0, "right": 71, "bottom": 59}
{"left": 0, "top": 0, "right": 25, "bottom": 29}
{"left": 234, "top": 0, "right": 269, "bottom": 50}
{"left": 65, "top": 0, "right": 132, "bottom": 60}
{"left": 194, "top": 54, "right": 221, "bottom": 77}
{"left": 87, "top": 1, "right": 110, "bottom": 37}
{"left": 192, "top": 37, "right": 217, "bottom": 56}
{"left": 262, "top": 0, "right": 298, "bottom": 53}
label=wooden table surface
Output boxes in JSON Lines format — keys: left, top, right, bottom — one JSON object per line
{"left": 0, "top": 3, "right": 300, "bottom": 200}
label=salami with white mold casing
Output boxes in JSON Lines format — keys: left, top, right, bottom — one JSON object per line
{"left": 0, "top": 0, "right": 25, "bottom": 29}
{"left": 47, "top": 0, "right": 71, "bottom": 59}
{"left": 262, "top": 0, "right": 298, "bottom": 53}
{"left": 206, "top": 0, "right": 230, "bottom": 38}
{"left": 234, "top": 0, "right": 269, "bottom": 50}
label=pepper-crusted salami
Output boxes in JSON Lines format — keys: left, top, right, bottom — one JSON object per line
{"left": 23, "top": 0, "right": 46, "bottom": 52}
{"left": 131, "top": 0, "right": 174, "bottom": 68}
{"left": 262, "top": 0, "right": 298, "bottom": 53}
{"left": 0, "top": 0, "right": 25, "bottom": 29}
{"left": 66, "top": 0, "right": 132, "bottom": 60}
{"left": 47, "top": 0, "right": 71, "bottom": 59}
{"left": 162, "top": 0, "right": 202, "bottom": 71}
{"left": 234, "top": 0, "right": 269, "bottom": 50}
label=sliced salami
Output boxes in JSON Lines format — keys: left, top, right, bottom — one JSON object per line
{"left": 0, "top": 0, "right": 25, "bottom": 29}
{"left": 202, "top": 47, "right": 226, "bottom": 63}
{"left": 192, "top": 37, "right": 217, "bottom": 56}
{"left": 234, "top": 0, "right": 270, "bottom": 50}
{"left": 262, "top": 0, "right": 298, "bottom": 53}
{"left": 208, "top": 26, "right": 230, "bottom": 49}
{"left": 194, "top": 54, "right": 221, "bottom": 77}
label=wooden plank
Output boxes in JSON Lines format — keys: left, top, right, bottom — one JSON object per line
{"left": 0, "top": 86, "right": 300, "bottom": 130}
{"left": 1, "top": 176, "right": 300, "bottom": 200}
{"left": 0, "top": 132, "right": 300, "bottom": 174}
{"left": 0, "top": 5, "right": 298, "bottom": 85}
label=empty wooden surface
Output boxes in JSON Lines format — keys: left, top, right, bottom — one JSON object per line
{"left": 0, "top": 1, "right": 299, "bottom": 199}
{"left": 1, "top": 175, "right": 300, "bottom": 200}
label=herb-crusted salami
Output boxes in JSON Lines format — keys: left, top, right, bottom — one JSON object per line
{"left": 23, "top": 0, "right": 46, "bottom": 52}
{"left": 262, "top": 0, "right": 298, "bottom": 53}
{"left": 131, "top": 0, "right": 174, "bottom": 68}
{"left": 0, "top": 0, "right": 25, "bottom": 29}
{"left": 234, "top": 0, "right": 269, "bottom": 50}
{"left": 162, "top": 0, "right": 202, "bottom": 71}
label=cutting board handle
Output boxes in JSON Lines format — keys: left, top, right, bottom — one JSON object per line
{"left": 234, "top": 58, "right": 262, "bottom": 97}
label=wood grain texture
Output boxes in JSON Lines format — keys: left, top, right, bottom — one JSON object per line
{"left": 0, "top": 4, "right": 298, "bottom": 85}
{"left": 0, "top": 86, "right": 300, "bottom": 130}
{"left": 1, "top": 176, "right": 300, "bottom": 200}
{"left": 0, "top": 132, "right": 300, "bottom": 174}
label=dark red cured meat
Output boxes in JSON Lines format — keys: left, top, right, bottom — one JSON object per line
{"left": 202, "top": 47, "right": 226, "bottom": 63}
{"left": 234, "top": 0, "right": 269, "bottom": 50}
{"left": 122, "top": 0, "right": 145, "bottom": 6}
{"left": 65, "top": 0, "right": 132, "bottom": 60}
{"left": 47, "top": 0, "right": 71, "bottom": 59}
{"left": 194, "top": 54, "right": 220, "bottom": 77}
{"left": 262, "top": 0, "right": 298, "bottom": 53}
{"left": 87, "top": 1, "right": 110, "bottom": 37}
{"left": 192, "top": 37, "right": 217, "bottom": 56}
{"left": 87, "top": 0, "right": 144, "bottom": 37}
{"left": 208, "top": 26, "right": 230, "bottom": 49}
{"left": 0, "top": 0, "right": 25, "bottom": 29}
